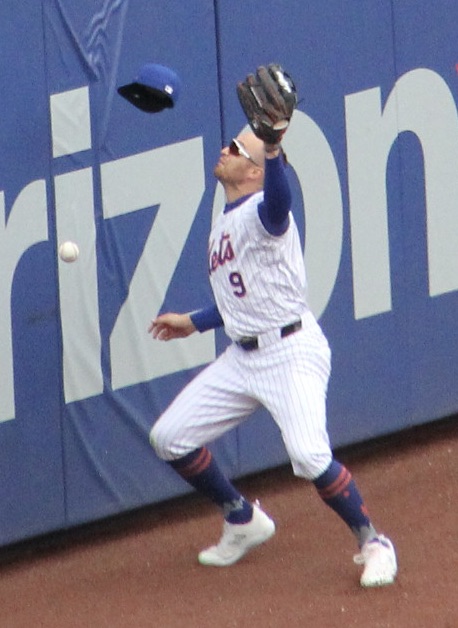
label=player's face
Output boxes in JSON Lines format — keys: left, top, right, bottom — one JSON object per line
{"left": 214, "top": 133, "right": 264, "bottom": 184}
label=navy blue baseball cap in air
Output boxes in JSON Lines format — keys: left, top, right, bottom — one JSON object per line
{"left": 118, "top": 63, "right": 181, "bottom": 113}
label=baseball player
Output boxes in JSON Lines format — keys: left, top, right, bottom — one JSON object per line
{"left": 149, "top": 65, "right": 397, "bottom": 587}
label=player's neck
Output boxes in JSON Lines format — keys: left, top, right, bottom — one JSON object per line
{"left": 224, "top": 182, "right": 262, "bottom": 204}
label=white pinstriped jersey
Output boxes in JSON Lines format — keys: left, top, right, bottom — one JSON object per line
{"left": 208, "top": 191, "right": 310, "bottom": 340}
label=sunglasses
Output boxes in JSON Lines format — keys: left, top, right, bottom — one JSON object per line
{"left": 228, "top": 138, "right": 261, "bottom": 167}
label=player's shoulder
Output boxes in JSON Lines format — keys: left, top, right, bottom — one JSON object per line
{"left": 242, "top": 190, "right": 263, "bottom": 208}
{"left": 225, "top": 191, "right": 264, "bottom": 223}
{"left": 243, "top": 190, "right": 264, "bottom": 215}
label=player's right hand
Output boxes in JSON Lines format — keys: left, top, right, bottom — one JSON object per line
{"left": 148, "top": 312, "right": 196, "bottom": 341}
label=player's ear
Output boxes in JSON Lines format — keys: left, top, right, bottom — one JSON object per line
{"left": 248, "top": 164, "right": 264, "bottom": 184}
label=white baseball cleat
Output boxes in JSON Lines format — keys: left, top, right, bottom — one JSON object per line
{"left": 353, "top": 535, "right": 398, "bottom": 587}
{"left": 198, "top": 503, "right": 276, "bottom": 567}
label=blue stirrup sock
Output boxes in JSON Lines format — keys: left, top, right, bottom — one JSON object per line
{"left": 313, "top": 459, "right": 378, "bottom": 546}
{"left": 169, "top": 447, "right": 253, "bottom": 524}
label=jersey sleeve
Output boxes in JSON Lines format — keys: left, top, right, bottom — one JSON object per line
{"left": 190, "top": 304, "right": 224, "bottom": 332}
{"left": 257, "top": 153, "right": 292, "bottom": 236}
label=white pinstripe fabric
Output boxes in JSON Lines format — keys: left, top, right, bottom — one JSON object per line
{"left": 150, "top": 315, "right": 332, "bottom": 480}
{"left": 208, "top": 193, "right": 307, "bottom": 341}
{"left": 150, "top": 348, "right": 260, "bottom": 460}
{"left": 150, "top": 192, "right": 333, "bottom": 480}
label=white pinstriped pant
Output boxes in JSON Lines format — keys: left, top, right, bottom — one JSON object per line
{"left": 150, "top": 314, "right": 333, "bottom": 480}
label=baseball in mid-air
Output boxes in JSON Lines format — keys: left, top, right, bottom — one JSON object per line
{"left": 58, "top": 241, "right": 80, "bottom": 263}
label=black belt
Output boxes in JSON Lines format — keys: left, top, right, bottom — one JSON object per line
{"left": 236, "top": 319, "right": 302, "bottom": 352}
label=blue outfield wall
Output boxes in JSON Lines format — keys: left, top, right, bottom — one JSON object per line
{"left": 0, "top": 0, "right": 457, "bottom": 545}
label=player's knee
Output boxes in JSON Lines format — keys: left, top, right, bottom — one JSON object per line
{"left": 148, "top": 423, "right": 161, "bottom": 453}
{"left": 290, "top": 451, "right": 333, "bottom": 481}
{"left": 149, "top": 421, "right": 173, "bottom": 460}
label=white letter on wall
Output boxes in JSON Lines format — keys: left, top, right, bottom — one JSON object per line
{"left": 0, "top": 181, "right": 48, "bottom": 421}
{"left": 346, "top": 69, "right": 458, "bottom": 319}
{"left": 345, "top": 87, "right": 396, "bottom": 320}
{"left": 285, "top": 112, "right": 343, "bottom": 319}
{"left": 55, "top": 169, "right": 103, "bottom": 403}
{"left": 103, "top": 138, "right": 214, "bottom": 390}
{"left": 395, "top": 68, "right": 458, "bottom": 297}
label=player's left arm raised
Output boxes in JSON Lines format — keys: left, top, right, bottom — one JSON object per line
{"left": 237, "top": 63, "right": 297, "bottom": 235}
